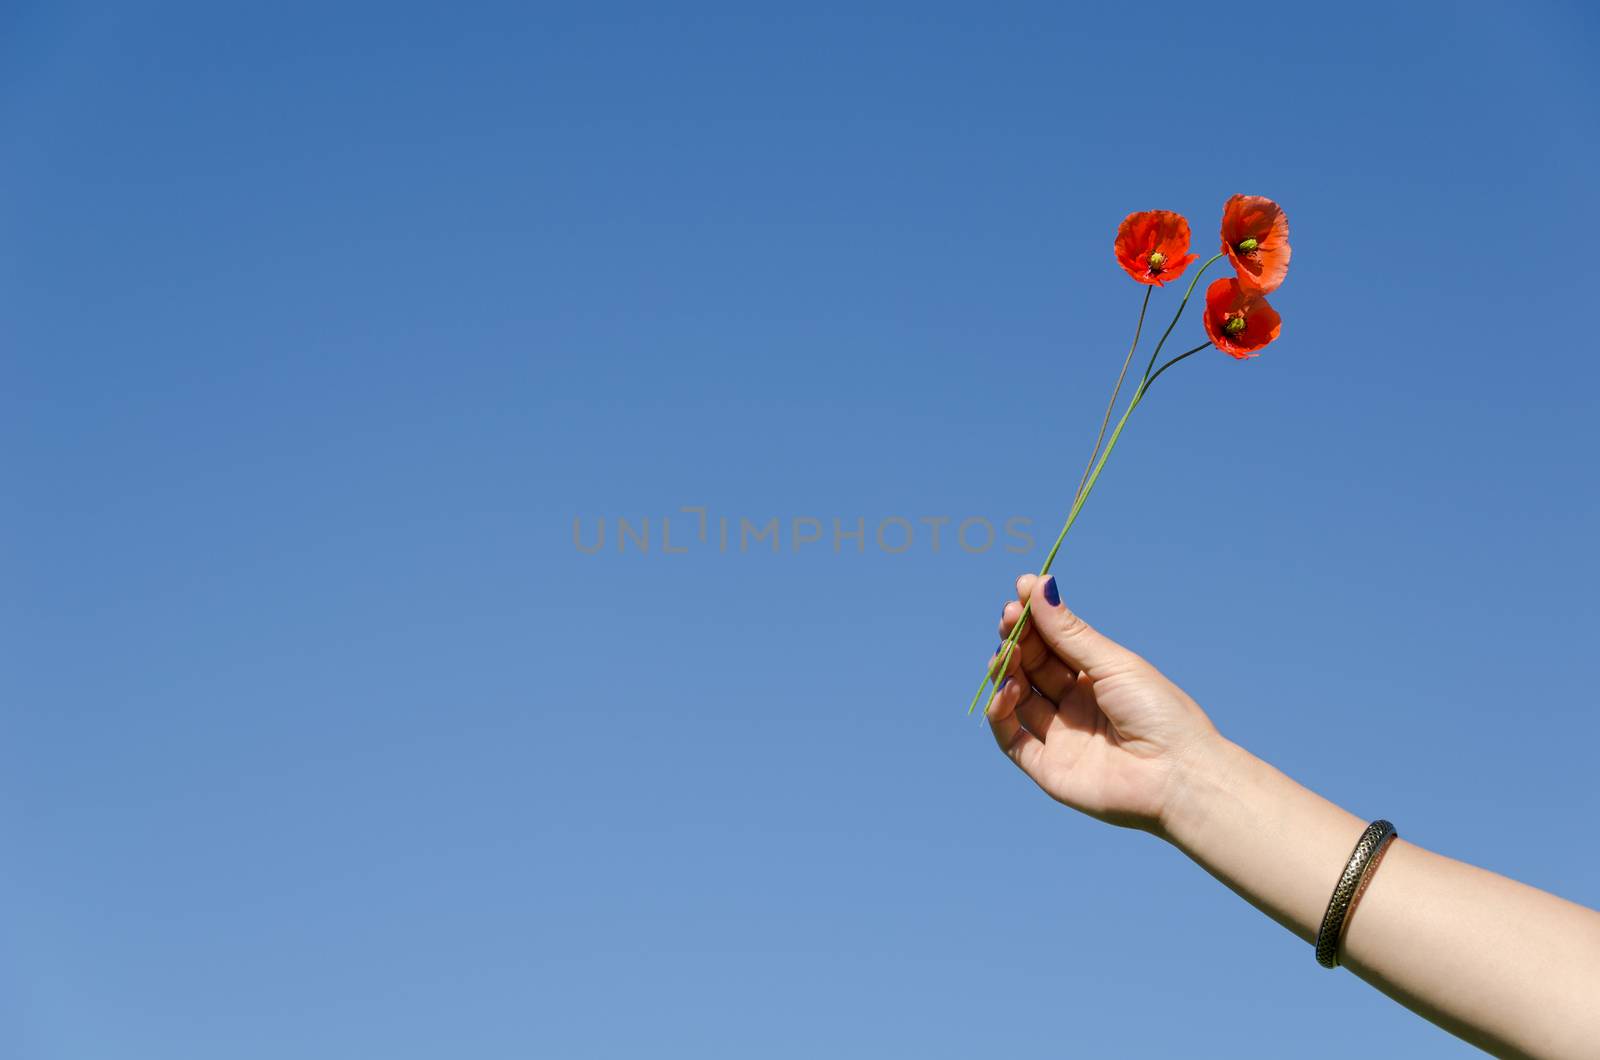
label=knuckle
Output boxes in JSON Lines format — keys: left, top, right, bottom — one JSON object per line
{"left": 1054, "top": 607, "right": 1091, "bottom": 639}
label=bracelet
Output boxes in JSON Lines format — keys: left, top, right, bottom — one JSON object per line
{"left": 1314, "top": 819, "right": 1397, "bottom": 968}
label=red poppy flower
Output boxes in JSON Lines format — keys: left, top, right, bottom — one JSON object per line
{"left": 1114, "top": 210, "right": 1198, "bottom": 286}
{"left": 1203, "top": 277, "right": 1281, "bottom": 358}
{"left": 1220, "top": 195, "right": 1291, "bottom": 293}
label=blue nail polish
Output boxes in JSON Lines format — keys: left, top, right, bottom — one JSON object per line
{"left": 1043, "top": 575, "right": 1061, "bottom": 607}
{"left": 995, "top": 644, "right": 1002, "bottom": 655}
{"left": 999, "top": 677, "right": 1011, "bottom": 692}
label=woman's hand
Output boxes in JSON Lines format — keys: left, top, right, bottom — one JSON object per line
{"left": 987, "top": 574, "right": 1600, "bottom": 1057}
{"left": 986, "top": 573, "right": 1219, "bottom": 833}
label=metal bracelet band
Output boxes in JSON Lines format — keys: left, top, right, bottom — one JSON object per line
{"left": 1337, "top": 824, "right": 1395, "bottom": 953}
{"left": 1315, "top": 819, "right": 1397, "bottom": 968}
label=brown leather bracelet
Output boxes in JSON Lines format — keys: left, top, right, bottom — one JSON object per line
{"left": 1315, "top": 819, "right": 1397, "bottom": 968}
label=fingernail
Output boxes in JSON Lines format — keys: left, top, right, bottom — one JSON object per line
{"left": 1043, "top": 576, "right": 1061, "bottom": 607}
{"left": 999, "top": 677, "right": 1011, "bottom": 692}
{"left": 995, "top": 644, "right": 1001, "bottom": 655}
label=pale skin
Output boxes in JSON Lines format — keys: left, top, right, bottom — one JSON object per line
{"left": 987, "top": 573, "right": 1600, "bottom": 1060}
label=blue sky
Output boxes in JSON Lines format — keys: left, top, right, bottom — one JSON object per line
{"left": 4, "top": 2, "right": 1598, "bottom": 1056}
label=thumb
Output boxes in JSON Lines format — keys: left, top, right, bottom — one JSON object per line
{"left": 1028, "top": 575, "right": 1131, "bottom": 675}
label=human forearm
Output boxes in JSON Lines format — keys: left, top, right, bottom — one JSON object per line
{"left": 1160, "top": 735, "right": 1600, "bottom": 1058}
{"left": 1159, "top": 735, "right": 1365, "bottom": 942}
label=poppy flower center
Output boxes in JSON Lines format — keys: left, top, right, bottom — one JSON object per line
{"left": 1223, "top": 314, "right": 1247, "bottom": 336}
{"left": 1147, "top": 251, "right": 1166, "bottom": 272}
{"left": 1235, "top": 238, "right": 1259, "bottom": 254}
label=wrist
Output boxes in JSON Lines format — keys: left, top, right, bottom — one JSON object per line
{"left": 1155, "top": 730, "right": 1249, "bottom": 849}
{"left": 1153, "top": 730, "right": 1370, "bottom": 943}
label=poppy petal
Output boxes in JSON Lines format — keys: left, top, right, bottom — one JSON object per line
{"left": 1220, "top": 195, "right": 1291, "bottom": 294}
{"left": 1203, "top": 276, "right": 1281, "bottom": 358}
{"left": 1115, "top": 209, "right": 1195, "bottom": 286}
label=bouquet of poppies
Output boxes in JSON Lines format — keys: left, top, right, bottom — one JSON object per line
{"left": 970, "top": 194, "right": 1290, "bottom": 715}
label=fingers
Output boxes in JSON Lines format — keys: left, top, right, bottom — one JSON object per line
{"left": 988, "top": 708, "right": 1040, "bottom": 770}
{"left": 1013, "top": 688, "right": 1060, "bottom": 741}
{"left": 983, "top": 642, "right": 1022, "bottom": 720}
{"left": 1026, "top": 574, "right": 1131, "bottom": 676}
{"left": 988, "top": 671, "right": 1061, "bottom": 742}
{"left": 987, "top": 677, "right": 1049, "bottom": 773}
{"left": 999, "top": 600, "right": 1076, "bottom": 703}
{"left": 986, "top": 675, "right": 1027, "bottom": 744}
{"left": 983, "top": 634, "right": 1045, "bottom": 721}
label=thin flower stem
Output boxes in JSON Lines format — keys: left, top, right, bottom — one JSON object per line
{"left": 1074, "top": 286, "right": 1151, "bottom": 503}
{"left": 966, "top": 288, "right": 1149, "bottom": 715}
{"left": 1141, "top": 252, "right": 1224, "bottom": 384}
{"left": 971, "top": 256, "right": 1223, "bottom": 716}
{"left": 970, "top": 338, "right": 1214, "bottom": 716}
{"left": 1145, "top": 342, "right": 1212, "bottom": 389}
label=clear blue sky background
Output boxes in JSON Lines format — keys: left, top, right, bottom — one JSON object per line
{"left": 4, "top": 2, "right": 1598, "bottom": 1056}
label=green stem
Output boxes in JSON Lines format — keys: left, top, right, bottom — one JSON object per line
{"left": 969, "top": 339, "right": 1214, "bottom": 716}
{"left": 966, "top": 287, "right": 1149, "bottom": 716}
{"left": 1146, "top": 341, "right": 1212, "bottom": 389}
{"left": 1073, "top": 286, "right": 1150, "bottom": 504}
{"left": 1141, "top": 252, "right": 1223, "bottom": 384}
